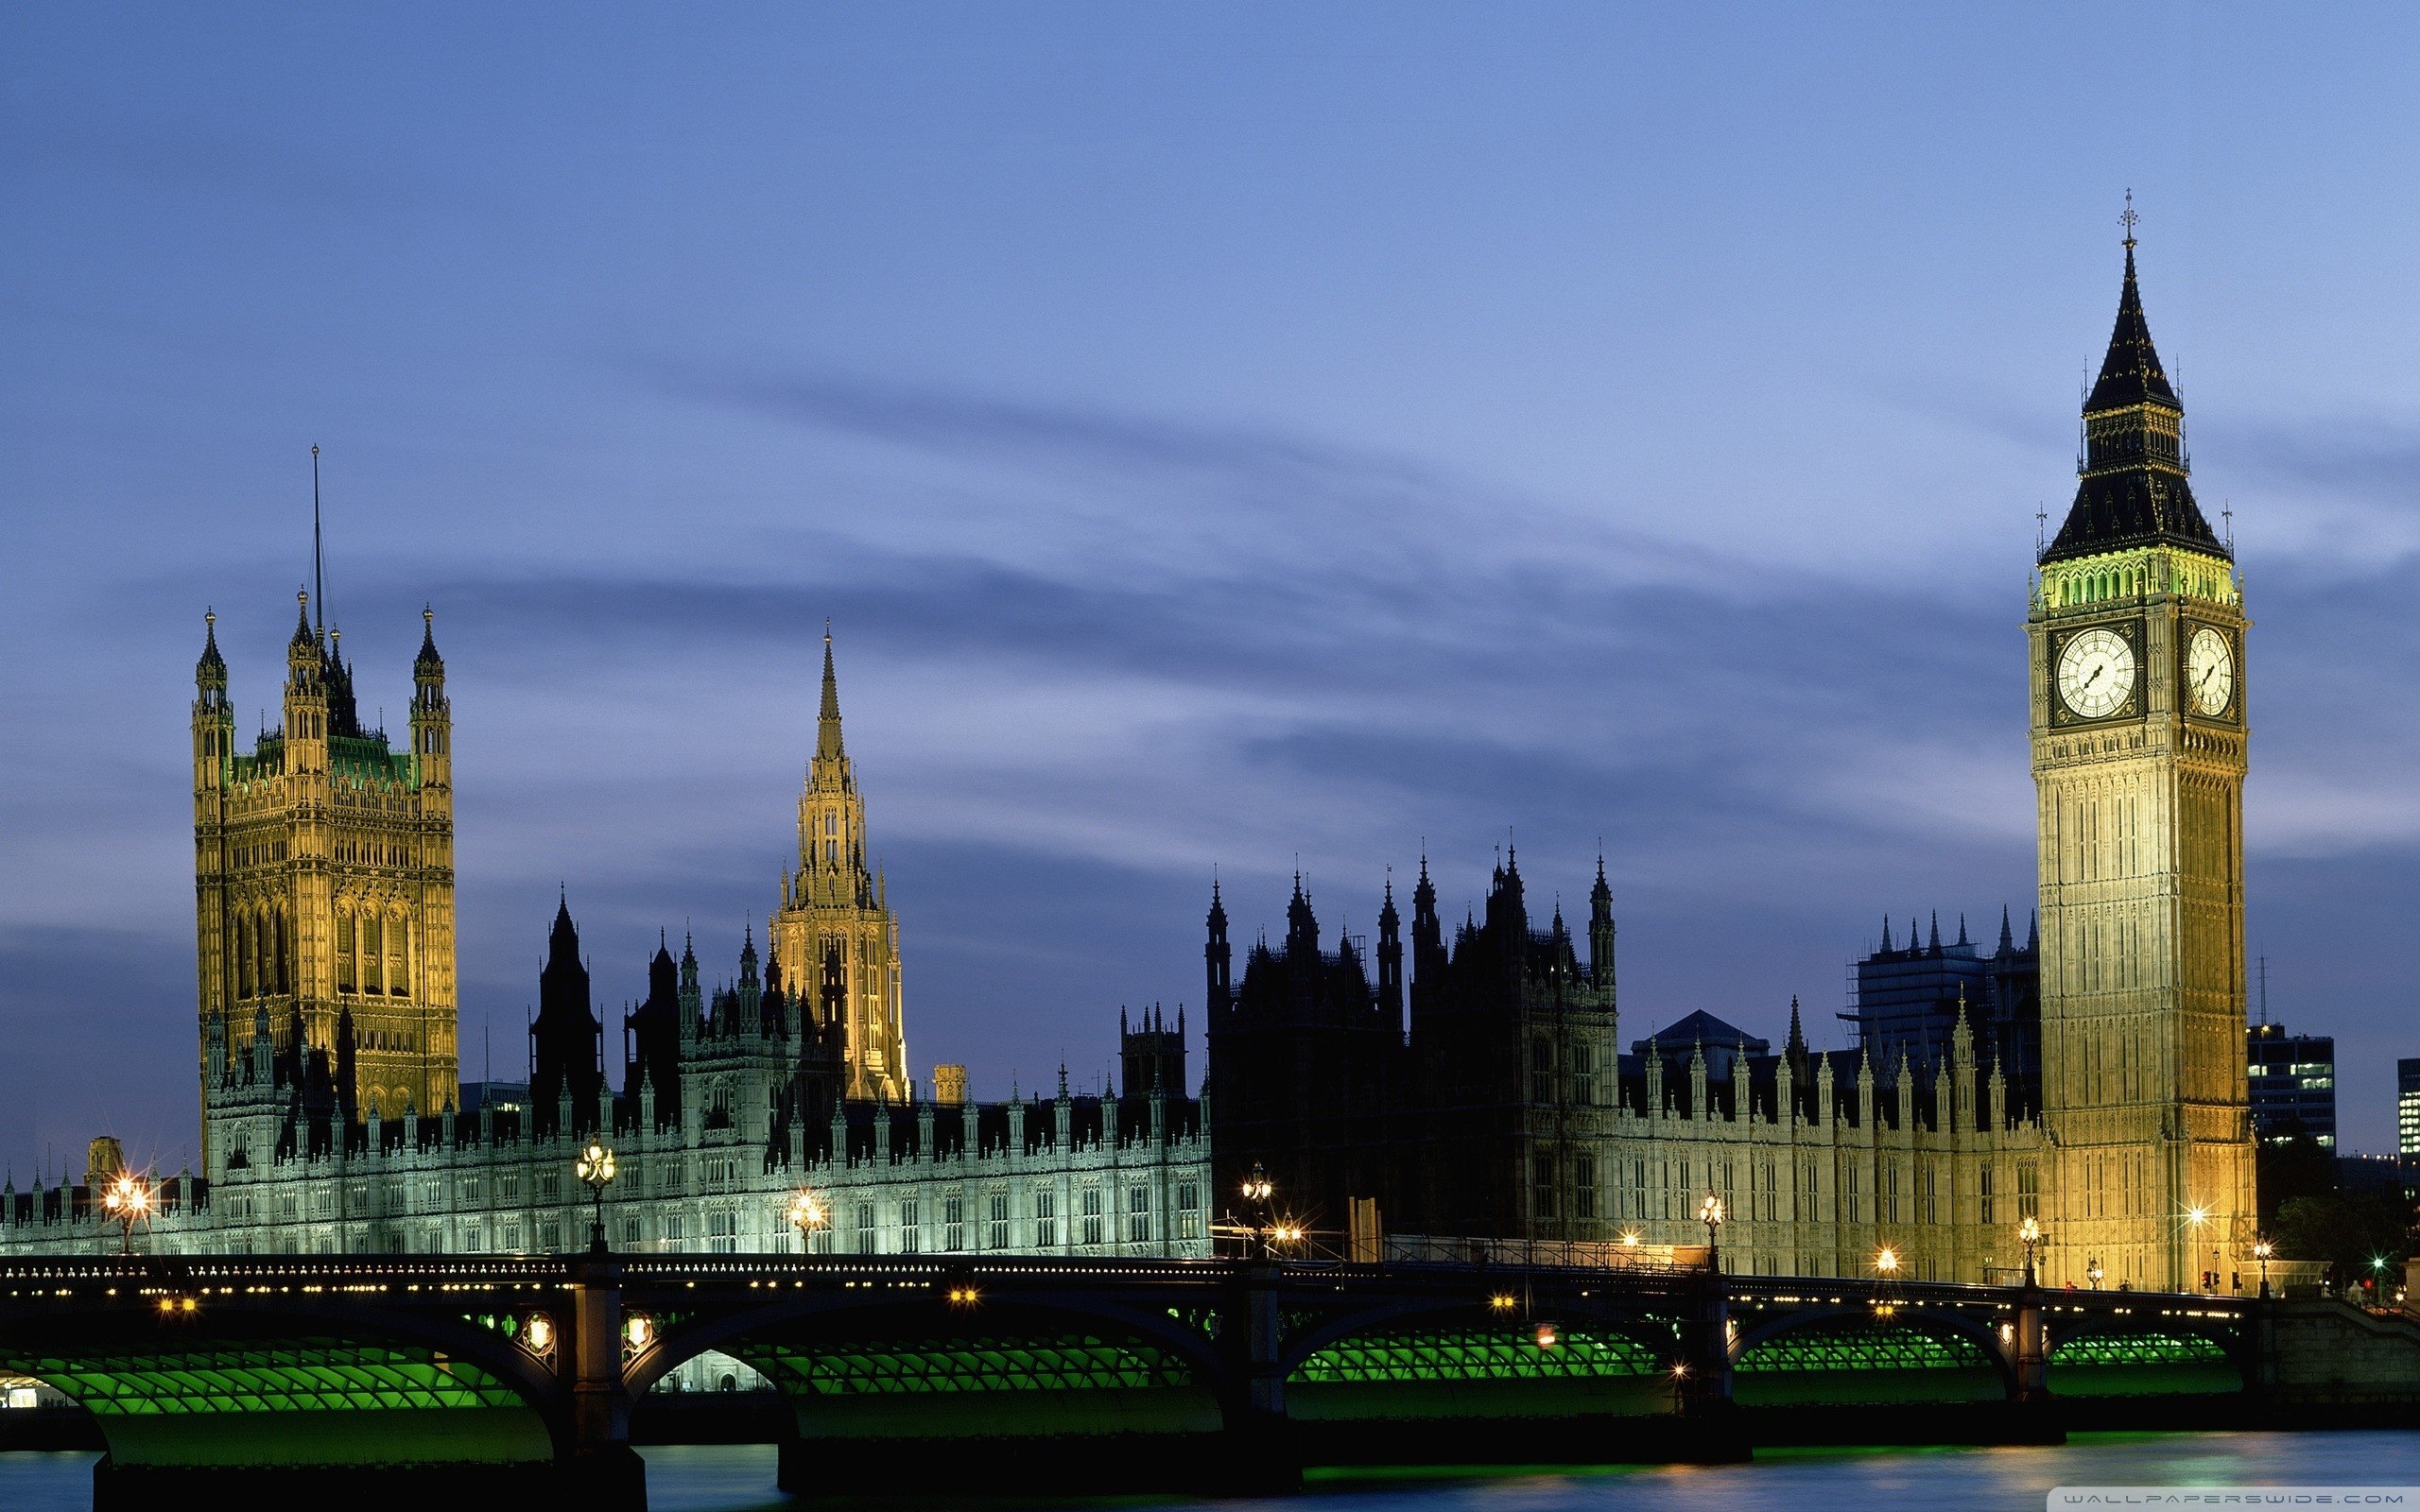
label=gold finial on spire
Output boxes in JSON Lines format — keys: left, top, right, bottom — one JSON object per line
{"left": 2119, "top": 187, "right": 2139, "bottom": 249}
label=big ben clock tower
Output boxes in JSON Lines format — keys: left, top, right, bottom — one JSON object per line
{"left": 2031, "top": 215, "right": 2255, "bottom": 1292}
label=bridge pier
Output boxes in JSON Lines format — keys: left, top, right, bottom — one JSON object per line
{"left": 1670, "top": 1270, "right": 1749, "bottom": 1461}
{"left": 1217, "top": 1259, "right": 1302, "bottom": 1493}
{"left": 564, "top": 1252, "right": 648, "bottom": 1509}
{"left": 2013, "top": 1280, "right": 2048, "bottom": 1402}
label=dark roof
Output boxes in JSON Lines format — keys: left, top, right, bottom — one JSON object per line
{"left": 2044, "top": 468, "right": 2221, "bottom": 564}
{"left": 2085, "top": 246, "right": 2179, "bottom": 411}
{"left": 1634, "top": 1009, "right": 1767, "bottom": 1056}
{"left": 2041, "top": 243, "right": 2229, "bottom": 566}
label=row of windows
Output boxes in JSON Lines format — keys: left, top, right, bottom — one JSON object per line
{"left": 1532, "top": 1151, "right": 2039, "bottom": 1228}
{"left": 837, "top": 1181, "right": 1203, "bottom": 1254}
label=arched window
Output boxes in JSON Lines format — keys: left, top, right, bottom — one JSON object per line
{"left": 362, "top": 914, "right": 384, "bottom": 994}
{"left": 389, "top": 916, "right": 410, "bottom": 995}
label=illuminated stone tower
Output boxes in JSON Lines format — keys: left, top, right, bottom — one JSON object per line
{"left": 771, "top": 632, "right": 907, "bottom": 1100}
{"left": 2030, "top": 225, "right": 2254, "bottom": 1291}
{"left": 192, "top": 596, "right": 459, "bottom": 1156}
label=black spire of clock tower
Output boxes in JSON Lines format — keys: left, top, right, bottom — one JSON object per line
{"left": 2040, "top": 221, "right": 2229, "bottom": 566}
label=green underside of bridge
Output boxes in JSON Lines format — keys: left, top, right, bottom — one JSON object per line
{"left": 739, "top": 1332, "right": 1219, "bottom": 1437}
{"left": 2048, "top": 1332, "right": 2237, "bottom": 1398}
{"left": 1290, "top": 1329, "right": 1669, "bottom": 1420}
{"left": 1734, "top": 1321, "right": 2003, "bottom": 1405}
{"left": 0, "top": 1339, "right": 550, "bottom": 1467}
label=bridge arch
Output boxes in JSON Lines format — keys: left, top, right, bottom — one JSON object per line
{"left": 631, "top": 1284, "right": 1231, "bottom": 1487}
{"left": 2044, "top": 1313, "right": 2249, "bottom": 1397}
{"left": 629, "top": 1287, "right": 1227, "bottom": 1398}
{"left": 0, "top": 1291, "right": 569, "bottom": 1478}
{"left": 1729, "top": 1305, "right": 2017, "bottom": 1404}
{"left": 1277, "top": 1296, "right": 1680, "bottom": 1425}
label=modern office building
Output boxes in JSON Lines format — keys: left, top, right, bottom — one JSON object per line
{"left": 2247, "top": 1022, "right": 2337, "bottom": 1150}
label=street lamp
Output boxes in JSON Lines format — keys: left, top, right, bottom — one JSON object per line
{"left": 2253, "top": 1238, "right": 2273, "bottom": 1298}
{"left": 2017, "top": 1215, "right": 2042, "bottom": 1287}
{"left": 1239, "top": 1163, "right": 1275, "bottom": 1258}
{"left": 1699, "top": 1192, "right": 1724, "bottom": 1271}
{"left": 100, "top": 1171, "right": 152, "bottom": 1257}
{"left": 787, "top": 1190, "right": 828, "bottom": 1255}
{"left": 575, "top": 1140, "right": 617, "bottom": 1254}
{"left": 2086, "top": 1256, "right": 2103, "bottom": 1291}
{"left": 1875, "top": 1246, "right": 1899, "bottom": 1276}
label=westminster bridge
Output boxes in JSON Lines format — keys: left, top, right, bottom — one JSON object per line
{"left": 2, "top": 1251, "right": 2415, "bottom": 1509}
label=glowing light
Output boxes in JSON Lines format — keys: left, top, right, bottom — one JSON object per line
{"left": 787, "top": 1191, "right": 827, "bottom": 1233}
{"left": 624, "top": 1314, "right": 655, "bottom": 1352}
{"left": 2185, "top": 1205, "right": 2209, "bottom": 1227}
{"left": 1875, "top": 1247, "right": 1899, "bottom": 1275}
{"left": 522, "top": 1314, "right": 555, "bottom": 1353}
{"left": 1534, "top": 1323, "right": 1561, "bottom": 1349}
{"left": 1489, "top": 1293, "right": 1516, "bottom": 1313}
{"left": 946, "top": 1285, "right": 980, "bottom": 1309}
{"left": 1619, "top": 1230, "right": 1641, "bottom": 1247}
{"left": 575, "top": 1142, "right": 617, "bottom": 1189}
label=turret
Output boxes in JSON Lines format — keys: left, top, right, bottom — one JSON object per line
{"left": 1119, "top": 1004, "right": 1185, "bottom": 1100}
{"left": 737, "top": 924, "right": 763, "bottom": 1034}
{"left": 1284, "top": 873, "right": 1318, "bottom": 959}
{"left": 530, "top": 893, "right": 602, "bottom": 1137}
{"left": 679, "top": 932, "right": 701, "bottom": 1041}
{"left": 1587, "top": 855, "right": 1616, "bottom": 994}
{"left": 193, "top": 610, "right": 233, "bottom": 793}
{"left": 282, "top": 590, "right": 328, "bottom": 775}
{"left": 1375, "top": 876, "right": 1403, "bottom": 1025}
{"left": 1204, "top": 878, "right": 1232, "bottom": 1011}
{"left": 409, "top": 607, "right": 451, "bottom": 786}
{"left": 1410, "top": 851, "right": 1443, "bottom": 985}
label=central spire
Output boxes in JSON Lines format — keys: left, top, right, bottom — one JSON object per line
{"left": 817, "top": 624, "right": 846, "bottom": 764}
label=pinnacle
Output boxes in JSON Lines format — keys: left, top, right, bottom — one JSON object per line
{"left": 815, "top": 627, "right": 846, "bottom": 764}
{"left": 2085, "top": 243, "right": 2179, "bottom": 413}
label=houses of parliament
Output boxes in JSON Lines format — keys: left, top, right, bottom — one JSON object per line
{"left": 0, "top": 233, "right": 2254, "bottom": 1294}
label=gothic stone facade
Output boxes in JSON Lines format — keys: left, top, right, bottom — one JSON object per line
{"left": 1211, "top": 240, "right": 2256, "bottom": 1290}
{"left": 1208, "top": 859, "right": 2047, "bottom": 1283}
{"left": 1, "top": 623, "right": 1208, "bottom": 1261}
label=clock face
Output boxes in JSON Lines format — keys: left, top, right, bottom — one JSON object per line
{"left": 2187, "top": 626, "right": 2234, "bottom": 715}
{"left": 2056, "top": 627, "right": 2136, "bottom": 718}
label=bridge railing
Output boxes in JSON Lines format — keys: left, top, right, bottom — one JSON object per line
{"left": 1380, "top": 1233, "right": 1709, "bottom": 1277}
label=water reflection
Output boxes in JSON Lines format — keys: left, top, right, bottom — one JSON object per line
{"left": 4, "top": 1433, "right": 2417, "bottom": 1512}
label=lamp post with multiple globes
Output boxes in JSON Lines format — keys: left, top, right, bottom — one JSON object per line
{"left": 2254, "top": 1238, "right": 2274, "bottom": 1298}
{"left": 575, "top": 1140, "right": 617, "bottom": 1254}
{"left": 787, "top": 1191, "right": 829, "bottom": 1255}
{"left": 1699, "top": 1192, "right": 1724, "bottom": 1272}
{"left": 1239, "top": 1163, "right": 1276, "bottom": 1259}
{"left": 2018, "top": 1215, "right": 2042, "bottom": 1287}
{"left": 100, "top": 1171, "right": 152, "bottom": 1257}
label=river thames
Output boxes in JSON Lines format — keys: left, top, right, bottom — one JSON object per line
{"left": 4, "top": 1433, "right": 2417, "bottom": 1511}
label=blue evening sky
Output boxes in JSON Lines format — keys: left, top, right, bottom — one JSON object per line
{"left": 5, "top": 4, "right": 2417, "bottom": 1172}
